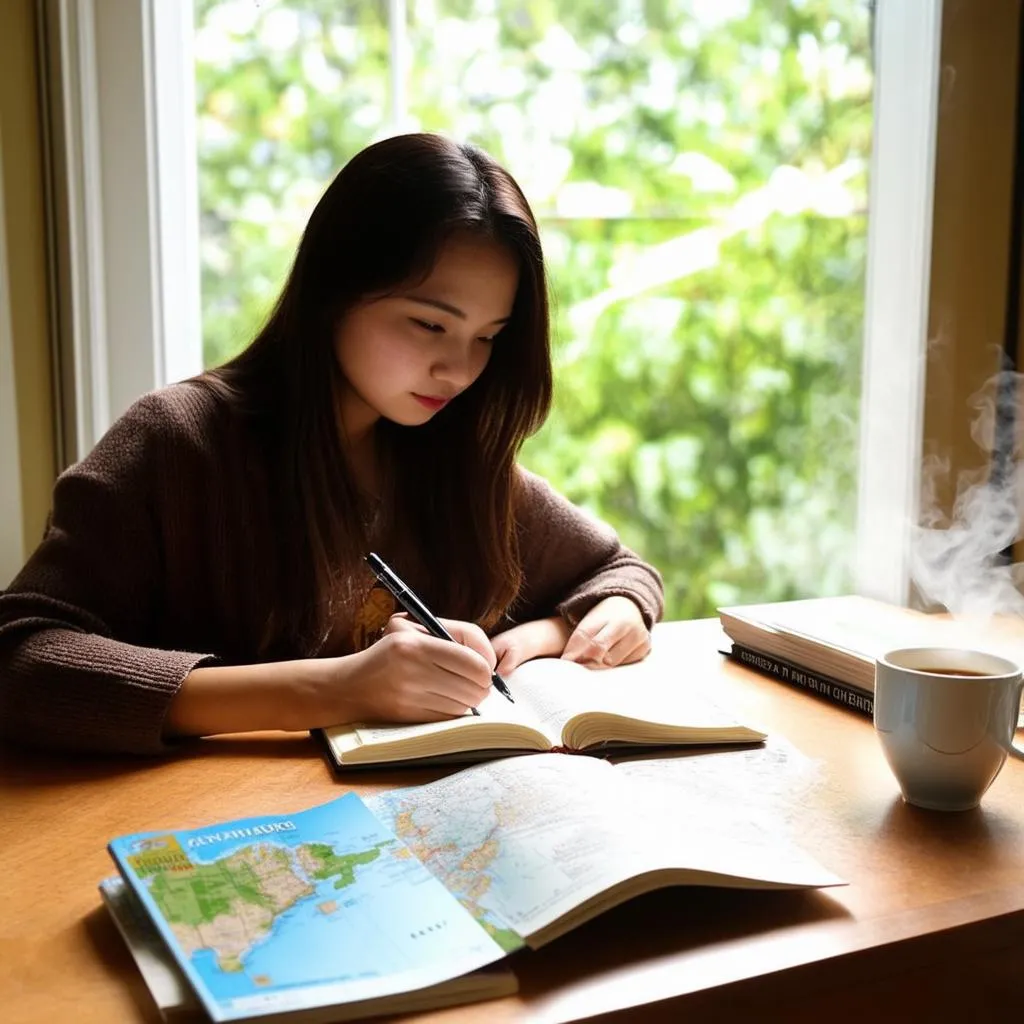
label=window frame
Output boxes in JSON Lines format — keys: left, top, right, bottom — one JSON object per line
{"left": 39, "top": 0, "right": 202, "bottom": 466}
{"left": 854, "top": 0, "right": 943, "bottom": 606}
{"left": 0, "top": 124, "right": 25, "bottom": 582}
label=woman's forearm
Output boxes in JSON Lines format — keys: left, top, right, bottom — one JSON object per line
{"left": 164, "top": 658, "right": 342, "bottom": 738}
{"left": 491, "top": 615, "right": 571, "bottom": 675}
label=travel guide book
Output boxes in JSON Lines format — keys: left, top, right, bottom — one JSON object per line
{"left": 718, "top": 595, "right": 1024, "bottom": 722}
{"left": 322, "top": 655, "right": 766, "bottom": 768}
{"left": 106, "top": 792, "right": 517, "bottom": 1023}
{"left": 104, "top": 752, "right": 843, "bottom": 1023}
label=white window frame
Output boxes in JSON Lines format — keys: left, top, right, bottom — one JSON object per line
{"left": 41, "top": 0, "right": 941, "bottom": 606}
{"left": 40, "top": 0, "right": 202, "bottom": 466}
{"left": 854, "top": 0, "right": 943, "bottom": 606}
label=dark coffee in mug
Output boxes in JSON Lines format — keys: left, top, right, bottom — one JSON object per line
{"left": 912, "top": 667, "right": 991, "bottom": 677}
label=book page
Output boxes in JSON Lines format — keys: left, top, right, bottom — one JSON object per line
{"left": 99, "top": 877, "right": 200, "bottom": 1018}
{"left": 614, "top": 739, "right": 831, "bottom": 884}
{"left": 364, "top": 752, "right": 840, "bottom": 947}
{"left": 496, "top": 658, "right": 591, "bottom": 740}
{"left": 350, "top": 685, "right": 555, "bottom": 748}
{"left": 506, "top": 657, "right": 756, "bottom": 746}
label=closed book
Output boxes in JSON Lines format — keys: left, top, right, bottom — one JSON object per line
{"left": 718, "top": 595, "right": 1024, "bottom": 725}
{"left": 717, "top": 595, "right": 928, "bottom": 695}
{"left": 99, "top": 875, "right": 204, "bottom": 1022}
{"left": 723, "top": 642, "right": 874, "bottom": 718}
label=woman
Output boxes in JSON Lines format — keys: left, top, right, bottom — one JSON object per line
{"left": 0, "top": 133, "right": 663, "bottom": 754}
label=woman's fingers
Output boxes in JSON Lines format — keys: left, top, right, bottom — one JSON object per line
{"left": 601, "top": 631, "right": 652, "bottom": 667}
{"left": 438, "top": 618, "right": 497, "bottom": 671}
{"left": 418, "top": 690, "right": 479, "bottom": 718}
{"left": 562, "top": 620, "right": 620, "bottom": 664}
{"left": 385, "top": 614, "right": 497, "bottom": 672}
{"left": 493, "top": 637, "right": 525, "bottom": 676}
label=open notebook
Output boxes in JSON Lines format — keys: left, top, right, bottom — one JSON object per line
{"left": 321, "top": 656, "right": 765, "bottom": 769}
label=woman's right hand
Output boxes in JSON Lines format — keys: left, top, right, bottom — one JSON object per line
{"left": 317, "top": 624, "right": 494, "bottom": 724}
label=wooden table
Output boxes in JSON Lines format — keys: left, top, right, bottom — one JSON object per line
{"left": 3, "top": 618, "right": 1023, "bottom": 1023}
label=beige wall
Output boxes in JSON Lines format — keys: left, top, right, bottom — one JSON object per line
{"left": 923, "top": 0, "right": 1020, "bottom": 531}
{"left": 0, "top": 0, "right": 55, "bottom": 556}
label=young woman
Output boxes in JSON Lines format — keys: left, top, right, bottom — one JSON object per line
{"left": 0, "top": 133, "right": 663, "bottom": 755}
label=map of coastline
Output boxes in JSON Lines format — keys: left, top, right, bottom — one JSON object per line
{"left": 108, "top": 793, "right": 507, "bottom": 1018}
{"left": 128, "top": 835, "right": 390, "bottom": 972}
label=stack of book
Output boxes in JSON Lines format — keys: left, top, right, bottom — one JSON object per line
{"left": 718, "top": 594, "right": 1024, "bottom": 720}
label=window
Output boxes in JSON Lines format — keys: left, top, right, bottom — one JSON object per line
{"left": 41, "top": 0, "right": 941, "bottom": 616}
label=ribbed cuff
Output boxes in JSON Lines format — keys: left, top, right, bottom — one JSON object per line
{"left": 556, "top": 581, "right": 663, "bottom": 631}
{"left": 5, "top": 629, "right": 217, "bottom": 755}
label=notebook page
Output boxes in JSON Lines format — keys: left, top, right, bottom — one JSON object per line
{"left": 507, "top": 657, "right": 748, "bottom": 741}
{"left": 353, "top": 685, "right": 555, "bottom": 747}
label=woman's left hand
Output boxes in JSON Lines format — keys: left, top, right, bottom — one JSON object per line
{"left": 561, "top": 596, "right": 651, "bottom": 669}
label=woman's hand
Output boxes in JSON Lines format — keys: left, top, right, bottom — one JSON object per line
{"left": 324, "top": 614, "right": 496, "bottom": 723}
{"left": 490, "top": 599, "right": 652, "bottom": 676}
{"left": 382, "top": 612, "right": 498, "bottom": 673}
{"left": 167, "top": 618, "right": 494, "bottom": 738}
{"left": 561, "top": 596, "right": 651, "bottom": 669}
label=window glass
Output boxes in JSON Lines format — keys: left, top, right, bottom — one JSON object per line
{"left": 194, "top": 0, "right": 873, "bottom": 618}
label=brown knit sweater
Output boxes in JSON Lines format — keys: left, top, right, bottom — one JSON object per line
{"left": 0, "top": 383, "right": 664, "bottom": 755}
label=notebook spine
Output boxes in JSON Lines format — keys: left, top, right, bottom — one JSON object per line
{"left": 724, "top": 642, "right": 874, "bottom": 718}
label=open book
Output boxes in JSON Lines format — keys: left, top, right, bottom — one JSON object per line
{"left": 322, "top": 655, "right": 765, "bottom": 769}
{"left": 365, "top": 751, "right": 842, "bottom": 948}
{"left": 104, "top": 751, "right": 842, "bottom": 1023}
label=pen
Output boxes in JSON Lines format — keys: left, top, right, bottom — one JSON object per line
{"left": 365, "top": 552, "right": 515, "bottom": 709}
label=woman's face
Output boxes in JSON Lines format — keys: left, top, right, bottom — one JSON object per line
{"left": 333, "top": 232, "right": 519, "bottom": 440}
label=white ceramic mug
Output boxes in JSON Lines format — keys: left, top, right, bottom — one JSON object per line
{"left": 874, "top": 647, "right": 1024, "bottom": 811}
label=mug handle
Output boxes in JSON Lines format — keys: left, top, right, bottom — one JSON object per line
{"left": 1010, "top": 682, "right": 1024, "bottom": 760}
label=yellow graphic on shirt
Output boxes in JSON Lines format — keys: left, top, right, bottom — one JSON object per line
{"left": 351, "top": 585, "right": 396, "bottom": 651}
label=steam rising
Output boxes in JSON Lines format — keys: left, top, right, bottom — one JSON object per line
{"left": 911, "top": 370, "right": 1024, "bottom": 617}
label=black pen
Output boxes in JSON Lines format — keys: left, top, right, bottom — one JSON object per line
{"left": 365, "top": 552, "right": 515, "bottom": 709}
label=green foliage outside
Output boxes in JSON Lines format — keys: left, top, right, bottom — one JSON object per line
{"left": 194, "top": 0, "right": 873, "bottom": 620}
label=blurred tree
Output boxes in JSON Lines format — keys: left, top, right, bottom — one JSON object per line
{"left": 194, "top": 0, "right": 872, "bottom": 619}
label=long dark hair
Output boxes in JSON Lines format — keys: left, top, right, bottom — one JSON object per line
{"left": 201, "top": 133, "right": 552, "bottom": 654}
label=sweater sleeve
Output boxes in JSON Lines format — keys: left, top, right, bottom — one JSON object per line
{"left": 508, "top": 468, "right": 665, "bottom": 630}
{"left": 0, "top": 393, "right": 216, "bottom": 755}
